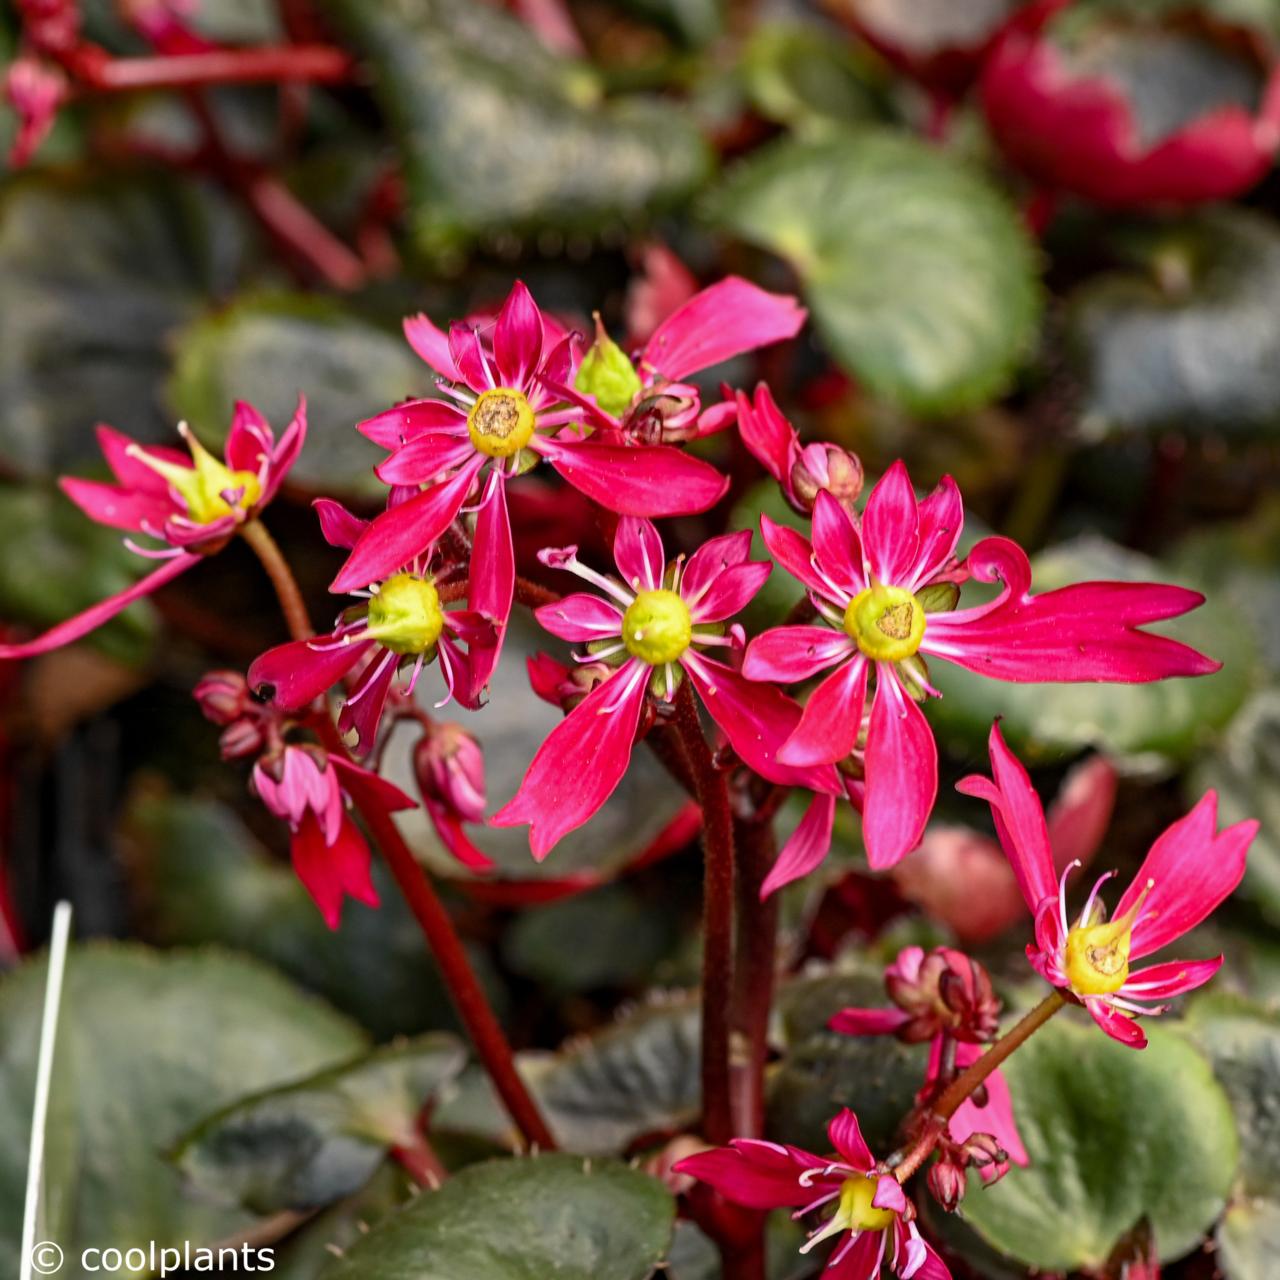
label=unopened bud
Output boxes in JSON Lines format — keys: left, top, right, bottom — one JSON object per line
{"left": 574, "top": 315, "right": 642, "bottom": 418}
{"left": 218, "top": 718, "right": 265, "bottom": 761}
{"left": 414, "top": 722, "right": 486, "bottom": 823}
{"left": 790, "top": 443, "right": 864, "bottom": 513}
{"left": 927, "top": 1159, "right": 967, "bottom": 1212}
{"left": 624, "top": 386, "right": 702, "bottom": 443}
{"left": 194, "top": 670, "right": 253, "bottom": 725}
{"left": 961, "top": 1132, "right": 1009, "bottom": 1177}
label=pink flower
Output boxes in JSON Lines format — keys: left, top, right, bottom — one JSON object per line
{"left": 0, "top": 399, "right": 305, "bottom": 661}
{"left": 958, "top": 722, "right": 1258, "bottom": 1048}
{"left": 675, "top": 1109, "right": 950, "bottom": 1280}
{"left": 743, "top": 462, "right": 1217, "bottom": 877}
{"left": 4, "top": 56, "right": 66, "bottom": 167}
{"left": 248, "top": 499, "right": 498, "bottom": 754}
{"left": 491, "top": 516, "right": 838, "bottom": 858}
{"left": 982, "top": 10, "right": 1280, "bottom": 207}
{"left": 331, "top": 281, "right": 730, "bottom": 653}
{"left": 737, "top": 383, "right": 863, "bottom": 516}
{"left": 252, "top": 744, "right": 415, "bottom": 928}
{"left": 413, "top": 720, "right": 495, "bottom": 874}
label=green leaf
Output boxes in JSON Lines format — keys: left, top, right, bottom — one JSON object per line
{"left": 0, "top": 945, "right": 366, "bottom": 1278}
{"left": 167, "top": 292, "right": 426, "bottom": 498}
{"left": 319, "top": 1153, "right": 675, "bottom": 1280}
{"left": 0, "top": 174, "right": 246, "bottom": 477}
{"left": 319, "top": 0, "right": 711, "bottom": 260}
{"left": 1190, "top": 691, "right": 1280, "bottom": 926}
{"left": 1069, "top": 210, "right": 1280, "bottom": 440}
{"left": 173, "top": 1035, "right": 467, "bottom": 1215}
{"left": 961, "top": 1015, "right": 1237, "bottom": 1271}
{"left": 928, "top": 535, "right": 1258, "bottom": 766}
{"left": 0, "top": 485, "right": 159, "bottom": 665}
{"left": 710, "top": 131, "right": 1041, "bottom": 414}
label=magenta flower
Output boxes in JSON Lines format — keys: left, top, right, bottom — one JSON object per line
{"left": 252, "top": 744, "right": 416, "bottom": 928}
{"left": 330, "top": 282, "right": 730, "bottom": 648}
{"left": 982, "top": 11, "right": 1280, "bottom": 206}
{"left": 491, "top": 516, "right": 838, "bottom": 859}
{"left": 743, "top": 462, "right": 1218, "bottom": 876}
{"left": 958, "top": 722, "right": 1258, "bottom": 1048}
{"left": 0, "top": 399, "right": 305, "bottom": 661}
{"left": 413, "top": 720, "right": 495, "bottom": 874}
{"left": 4, "top": 56, "right": 66, "bottom": 167}
{"left": 676, "top": 1110, "right": 950, "bottom": 1280}
{"left": 248, "top": 499, "right": 498, "bottom": 755}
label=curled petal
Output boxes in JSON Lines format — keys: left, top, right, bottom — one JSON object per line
{"left": 613, "top": 516, "right": 666, "bottom": 593}
{"left": 313, "top": 498, "right": 369, "bottom": 551}
{"left": 736, "top": 384, "right": 796, "bottom": 484}
{"left": 862, "top": 673, "right": 936, "bottom": 869}
{"left": 535, "top": 593, "right": 625, "bottom": 642}
{"left": 873, "top": 1173, "right": 909, "bottom": 1214}
{"left": 424, "top": 800, "right": 497, "bottom": 873}
{"left": 761, "top": 793, "right": 836, "bottom": 898}
{"left": 744, "top": 626, "right": 853, "bottom": 684}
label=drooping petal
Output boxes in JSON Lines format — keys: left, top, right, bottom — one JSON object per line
{"left": 490, "top": 661, "right": 649, "bottom": 859}
{"left": 743, "top": 626, "right": 853, "bottom": 684}
{"left": 248, "top": 635, "right": 369, "bottom": 710}
{"left": 923, "top": 537, "right": 1220, "bottom": 682}
{"left": 313, "top": 498, "right": 369, "bottom": 550}
{"left": 861, "top": 460, "right": 921, "bottom": 587}
{"left": 862, "top": 672, "right": 937, "bottom": 870}
{"left": 331, "top": 755, "right": 417, "bottom": 815}
{"left": 470, "top": 472, "right": 516, "bottom": 631}
{"left": 955, "top": 721, "right": 1058, "bottom": 914}
{"left": 827, "top": 1108, "right": 875, "bottom": 1171}
{"left": 811, "top": 490, "right": 864, "bottom": 600}
{"left": 424, "top": 799, "right": 497, "bottom": 873}
{"left": 778, "top": 656, "right": 868, "bottom": 767}
{"left": 358, "top": 398, "right": 468, "bottom": 449}
{"left": 735, "top": 384, "right": 795, "bottom": 484}
{"left": 673, "top": 1139, "right": 827, "bottom": 1210}
{"left": 1122, "top": 955, "right": 1223, "bottom": 1001}
{"left": 759, "top": 515, "right": 829, "bottom": 598}
{"left": 1087, "top": 999, "right": 1147, "bottom": 1049}
{"left": 0, "top": 552, "right": 199, "bottom": 659}
{"left": 534, "top": 593, "right": 625, "bottom": 642}
{"left": 537, "top": 437, "right": 728, "bottom": 516}
{"left": 1117, "top": 791, "right": 1256, "bottom": 960}
{"left": 493, "top": 280, "right": 544, "bottom": 387}
{"left": 291, "top": 811, "right": 379, "bottom": 929}
{"left": 404, "top": 312, "right": 465, "bottom": 382}
{"left": 641, "top": 277, "right": 806, "bottom": 381}
{"left": 947, "top": 1043, "right": 1027, "bottom": 1168}
{"left": 59, "top": 477, "right": 173, "bottom": 534}
{"left": 828, "top": 1007, "right": 912, "bottom": 1037}
{"left": 761, "top": 793, "right": 836, "bottom": 897}
{"left": 330, "top": 459, "right": 482, "bottom": 593}
{"left": 613, "top": 516, "right": 666, "bottom": 594}
{"left": 376, "top": 434, "right": 477, "bottom": 486}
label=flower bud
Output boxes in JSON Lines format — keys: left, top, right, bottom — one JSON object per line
{"left": 414, "top": 722, "right": 486, "bottom": 824}
{"left": 218, "top": 717, "right": 266, "bottom": 762}
{"left": 623, "top": 386, "right": 702, "bottom": 443}
{"left": 927, "top": 1158, "right": 967, "bottom": 1212}
{"left": 883, "top": 946, "right": 1001, "bottom": 1044}
{"left": 961, "top": 1132, "right": 1009, "bottom": 1180}
{"left": 194, "top": 670, "right": 254, "bottom": 725}
{"left": 790, "top": 442, "right": 864, "bottom": 513}
{"left": 574, "top": 316, "right": 642, "bottom": 418}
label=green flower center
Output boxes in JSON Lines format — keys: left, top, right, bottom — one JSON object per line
{"left": 843, "top": 584, "right": 926, "bottom": 662}
{"left": 622, "top": 589, "right": 692, "bottom": 666}
{"left": 1062, "top": 881, "right": 1150, "bottom": 998}
{"left": 467, "top": 388, "right": 535, "bottom": 458}
{"left": 366, "top": 574, "right": 445, "bottom": 655}
{"left": 129, "top": 427, "right": 262, "bottom": 525}
{"left": 836, "top": 1176, "right": 896, "bottom": 1233}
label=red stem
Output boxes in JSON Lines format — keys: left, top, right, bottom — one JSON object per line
{"left": 391, "top": 1133, "right": 447, "bottom": 1187}
{"left": 74, "top": 45, "right": 355, "bottom": 92}
{"left": 731, "top": 817, "right": 777, "bottom": 1139}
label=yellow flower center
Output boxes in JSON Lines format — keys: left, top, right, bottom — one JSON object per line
{"left": 843, "top": 583, "right": 926, "bottom": 663}
{"left": 467, "top": 388, "right": 536, "bottom": 458}
{"left": 836, "top": 1176, "right": 896, "bottom": 1233}
{"left": 1062, "top": 884, "right": 1150, "bottom": 998}
{"left": 130, "top": 425, "right": 262, "bottom": 525}
{"left": 622, "top": 589, "right": 692, "bottom": 666}
{"left": 366, "top": 574, "right": 445, "bottom": 655}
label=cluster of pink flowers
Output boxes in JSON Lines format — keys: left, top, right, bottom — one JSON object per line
{"left": 1, "top": 270, "right": 1259, "bottom": 1279}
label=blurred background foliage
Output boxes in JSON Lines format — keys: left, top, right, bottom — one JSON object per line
{"left": 2, "top": 1, "right": 1280, "bottom": 1277}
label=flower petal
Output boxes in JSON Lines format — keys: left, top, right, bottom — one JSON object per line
{"left": 225, "top": 400, "right": 273, "bottom": 474}
{"left": 759, "top": 515, "right": 828, "bottom": 598}
{"left": 470, "top": 472, "right": 515, "bottom": 632}
{"left": 493, "top": 280, "right": 544, "bottom": 387}
{"left": 404, "top": 311, "right": 464, "bottom": 382}
{"left": 1123, "top": 955, "right": 1222, "bottom": 1000}
{"left": 828, "top": 1007, "right": 912, "bottom": 1037}
{"left": 862, "top": 673, "right": 936, "bottom": 869}
{"left": 534, "top": 592, "right": 625, "bottom": 642}
{"left": 811, "top": 489, "right": 864, "bottom": 600}
{"left": 313, "top": 498, "right": 369, "bottom": 550}
{"left": 1047, "top": 754, "right": 1117, "bottom": 877}
{"left": 338, "top": 649, "right": 399, "bottom": 754}
{"left": 736, "top": 383, "right": 795, "bottom": 483}
{"left": 291, "top": 811, "right": 378, "bottom": 929}
{"left": 490, "top": 661, "right": 648, "bottom": 859}
{"left": 744, "top": 626, "right": 852, "bottom": 684}
{"left": 376, "top": 434, "right": 477, "bottom": 486}
{"left": 248, "top": 635, "right": 369, "bottom": 710}
{"left": 910, "top": 474, "right": 964, "bottom": 591}
{"left": 359, "top": 398, "right": 468, "bottom": 450}
{"left": 761, "top": 793, "right": 836, "bottom": 897}
{"left": 1118, "top": 791, "right": 1256, "bottom": 960}
{"left": 681, "top": 529, "right": 756, "bottom": 615}
{"left": 861, "top": 460, "right": 920, "bottom": 587}
{"left": 331, "top": 755, "right": 417, "bottom": 814}
{"left": 613, "top": 516, "right": 666, "bottom": 593}
{"left": 425, "top": 799, "right": 497, "bottom": 873}
{"left": 95, "top": 424, "right": 184, "bottom": 491}
{"left": 673, "top": 1139, "right": 827, "bottom": 1210}
{"left": 827, "top": 1108, "right": 874, "bottom": 1171}
{"left": 538, "top": 437, "right": 728, "bottom": 516}
{"left": 449, "top": 320, "right": 495, "bottom": 392}
{"left": 947, "top": 1043, "right": 1027, "bottom": 1167}
{"left": 1087, "top": 999, "right": 1147, "bottom": 1049}
{"left": 778, "top": 657, "right": 868, "bottom": 767}
{"left": 873, "top": 1173, "right": 908, "bottom": 1214}
{"left": 59, "top": 477, "right": 172, "bottom": 534}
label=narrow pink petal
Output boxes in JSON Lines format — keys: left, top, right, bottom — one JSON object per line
{"left": 95, "top": 424, "right": 183, "bottom": 492}
{"left": 759, "top": 515, "right": 831, "bottom": 599}
{"left": 59, "top": 477, "right": 171, "bottom": 533}
{"left": 681, "top": 528, "right": 755, "bottom": 610}
{"left": 909, "top": 475, "right": 964, "bottom": 591}
{"left": 376, "top": 434, "right": 476, "bottom": 486}
{"left": 1087, "top": 999, "right": 1147, "bottom": 1049}
{"left": 744, "top": 625, "right": 853, "bottom": 684}
{"left": 673, "top": 1139, "right": 826, "bottom": 1210}
{"left": 690, "top": 562, "right": 772, "bottom": 624}
{"left": 0, "top": 553, "right": 198, "bottom": 659}
{"left": 248, "top": 636, "right": 368, "bottom": 710}
{"left": 527, "top": 651, "right": 571, "bottom": 705}
{"left": 955, "top": 721, "right": 1058, "bottom": 914}
{"left": 449, "top": 321, "right": 494, "bottom": 392}
{"left": 534, "top": 592, "right": 624, "bottom": 642}
{"left": 924, "top": 537, "right": 1220, "bottom": 682}
{"left": 225, "top": 400, "right": 272, "bottom": 473}
{"left": 493, "top": 280, "right": 544, "bottom": 386}
{"left": 330, "top": 459, "right": 480, "bottom": 592}
{"left": 404, "top": 312, "right": 464, "bottom": 382}
{"left": 761, "top": 793, "right": 836, "bottom": 897}
{"left": 539, "top": 437, "right": 728, "bottom": 516}
{"left": 1123, "top": 955, "right": 1222, "bottom": 1000}
{"left": 338, "top": 649, "right": 399, "bottom": 753}
{"left": 735, "top": 383, "right": 795, "bottom": 483}
{"left": 291, "top": 812, "right": 378, "bottom": 929}
{"left": 861, "top": 460, "right": 920, "bottom": 587}
{"left": 641, "top": 277, "right": 806, "bottom": 380}
{"left": 862, "top": 674, "right": 936, "bottom": 870}
{"left": 1118, "top": 791, "right": 1256, "bottom": 959}
{"left": 828, "top": 1007, "right": 911, "bottom": 1037}
{"left": 313, "top": 498, "right": 368, "bottom": 550}
{"left": 811, "top": 490, "right": 864, "bottom": 599}
{"left": 331, "top": 755, "right": 417, "bottom": 814}
{"left": 359, "top": 399, "right": 468, "bottom": 449}
{"left": 613, "top": 516, "right": 666, "bottom": 593}
{"left": 470, "top": 473, "right": 515, "bottom": 629}
{"left": 778, "top": 657, "right": 868, "bottom": 766}
{"left": 425, "top": 800, "right": 496, "bottom": 872}
{"left": 827, "top": 1108, "right": 874, "bottom": 1171}
{"left": 490, "top": 662, "right": 648, "bottom": 859}
{"left": 261, "top": 395, "right": 307, "bottom": 505}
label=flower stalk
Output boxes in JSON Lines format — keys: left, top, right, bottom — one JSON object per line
{"left": 241, "top": 519, "right": 313, "bottom": 642}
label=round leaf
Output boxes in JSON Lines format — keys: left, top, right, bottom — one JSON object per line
{"left": 961, "top": 1014, "right": 1238, "bottom": 1270}
{"left": 319, "top": 1153, "right": 674, "bottom": 1280}
{"left": 710, "top": 130, "right": 1041, "bottom": 414}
